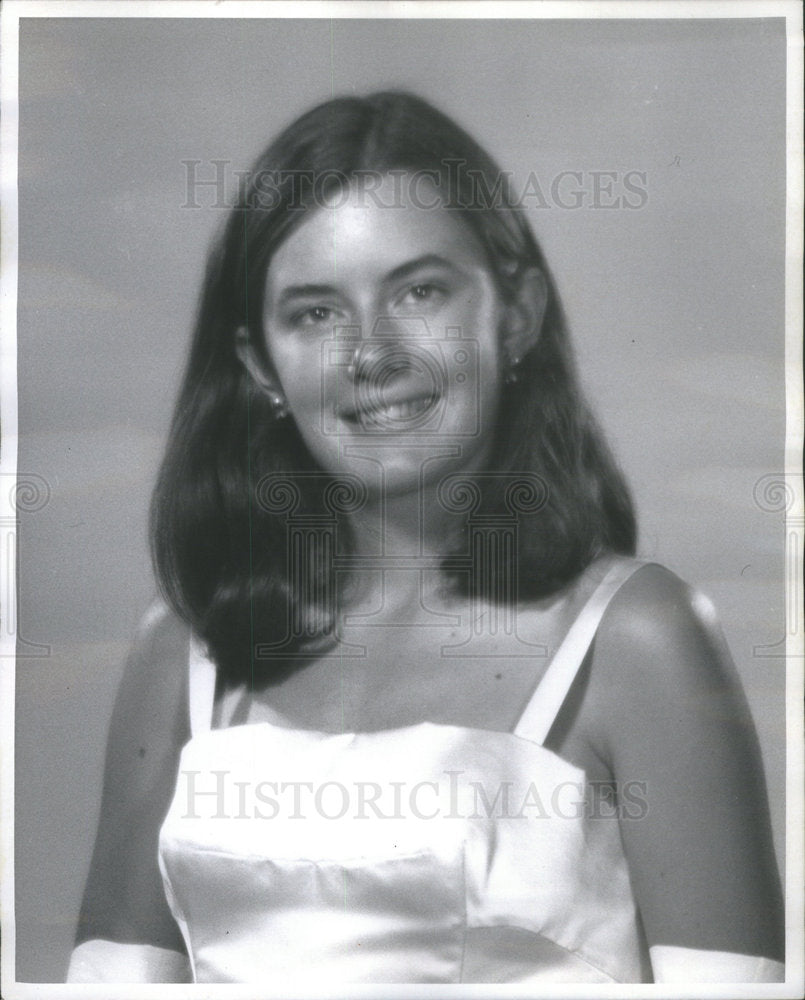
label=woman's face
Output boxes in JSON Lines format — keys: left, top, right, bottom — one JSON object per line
{"left": 261, "top": 173, "right": 506, "bottom": 496}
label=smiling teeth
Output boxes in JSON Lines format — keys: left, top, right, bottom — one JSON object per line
{"left": 360, "top": 397, "right": 434, "bottom": 424}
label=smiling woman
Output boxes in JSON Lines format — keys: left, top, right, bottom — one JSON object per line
{"left": 67, "top": 92, "right": 784, "bottom": 985}
{"left": 252, "top": 174, "right": 513, "bottom": 490}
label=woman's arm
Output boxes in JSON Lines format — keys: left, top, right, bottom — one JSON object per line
{"left": 67, "top": 602, "right": 192, "bottom": 983}
{"left": 587, "top": 564, "right": 784, "bottom": 982}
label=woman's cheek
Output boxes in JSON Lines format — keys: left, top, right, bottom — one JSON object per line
{"left": 273, "top": 343, "right": 324, "bottom": 408}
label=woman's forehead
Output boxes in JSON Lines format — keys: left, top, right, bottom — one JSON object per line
{"left": 265, "top": 174, "right": 488, "bottom": 292}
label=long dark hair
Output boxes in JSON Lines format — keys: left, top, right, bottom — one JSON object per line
{"left": 151, "top": 91, "right": 636, "bottom": 686}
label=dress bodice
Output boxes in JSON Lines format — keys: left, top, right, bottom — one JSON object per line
{"left": 157, "top": 558, "right": 653, "bottom": 984}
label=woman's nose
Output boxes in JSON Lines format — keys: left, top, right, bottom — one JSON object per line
{"left": 347, "top": 339, "right": 412, "bottom": 384}
{"left": 345, "top": 315, "right": 431, "bottom": 384}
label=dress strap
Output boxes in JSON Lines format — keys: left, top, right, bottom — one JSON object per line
{"left": 188, "top": 632, "right": 217, "bottom": 738}
{"left": 513, "top": 558, "right": 647, "bottom": 746}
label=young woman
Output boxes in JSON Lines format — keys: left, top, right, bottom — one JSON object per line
{"left": 68, "top": 91, "right": 784, "bottom": 985}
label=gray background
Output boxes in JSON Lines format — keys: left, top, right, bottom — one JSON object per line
{"left": 15, "top": 16, "right": 787, "bottom": 982}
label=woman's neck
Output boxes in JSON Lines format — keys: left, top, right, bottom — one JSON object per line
{"left": 347, "top": 485, "right": 463, "bottom": 561}
{"left": 335, "top": 486, "right": 464, "bottom": 618}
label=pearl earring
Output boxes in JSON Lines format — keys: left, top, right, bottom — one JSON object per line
{"left": 236, "top": 325, "right": 290, "bottom": 419}
{"left": 267, "top": 389, "right": 289, "bottom": 420}
{"left": 504, "top": 354, "right": 521, "bottom": 385}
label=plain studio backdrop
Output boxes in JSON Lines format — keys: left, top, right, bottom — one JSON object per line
{"left": 13, "top": 15, "right": 786, "bottom": 982}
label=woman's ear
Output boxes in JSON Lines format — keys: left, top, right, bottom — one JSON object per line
{"left": 235, "top": 326, "right": 273, "bottom": 391}
{"left": 502, "top": 267, "right": 548, "bottom": 364}
{"left": 235, "top": 327, "right": 289, "bottom": 417}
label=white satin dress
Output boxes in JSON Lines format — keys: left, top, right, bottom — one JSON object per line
{"left": 157, "top": 559, "right": 656, "bottom": 984}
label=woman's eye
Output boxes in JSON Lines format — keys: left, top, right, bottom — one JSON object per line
{"left": 398, "top": 283, "right": 445, "bottom": 309}
{"left": 293, "top": 305, "right": 335, "bottom": 327}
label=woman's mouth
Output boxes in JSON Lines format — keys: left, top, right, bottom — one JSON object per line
{"left": 341, "top": 393, "right": 439, "bottom": 428}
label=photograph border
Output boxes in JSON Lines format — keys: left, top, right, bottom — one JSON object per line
{"left": 1, "top": 2, "right": 802, "bottom": 998}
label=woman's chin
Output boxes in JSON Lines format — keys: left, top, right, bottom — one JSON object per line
{"left": 341, "top": 447, "right": 486, "bottom": 501}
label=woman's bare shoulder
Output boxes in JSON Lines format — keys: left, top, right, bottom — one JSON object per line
{"left": 596, "top": 561, "right": 727, "bottom": 680}
{"left": 108, "top": 599, "right": 191, "bottom": 782}
{"left": 132, "top": 597, "right": 191, "bottom": 666}
{"left": 584, "top": 561, "right": 783, "bottom": 961}
{"left": 76, "top": 600, "right": 192, "bottom": 953}
{"left": 578, "top": 559, "right": 751, "bottom": 762}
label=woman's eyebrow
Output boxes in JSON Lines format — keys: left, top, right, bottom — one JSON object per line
{"left": 383, "top": 254, "right": 460, "bottom": 285}
{"left": 272, "top": 255, "right": 461, "bottom": 308}
{"left": 274, "top": 283, "right": 340, "bottom": 307}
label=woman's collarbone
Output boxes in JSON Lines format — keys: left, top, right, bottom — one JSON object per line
{"left": 250, "top": 599, "right": 576, "bottom": 735}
